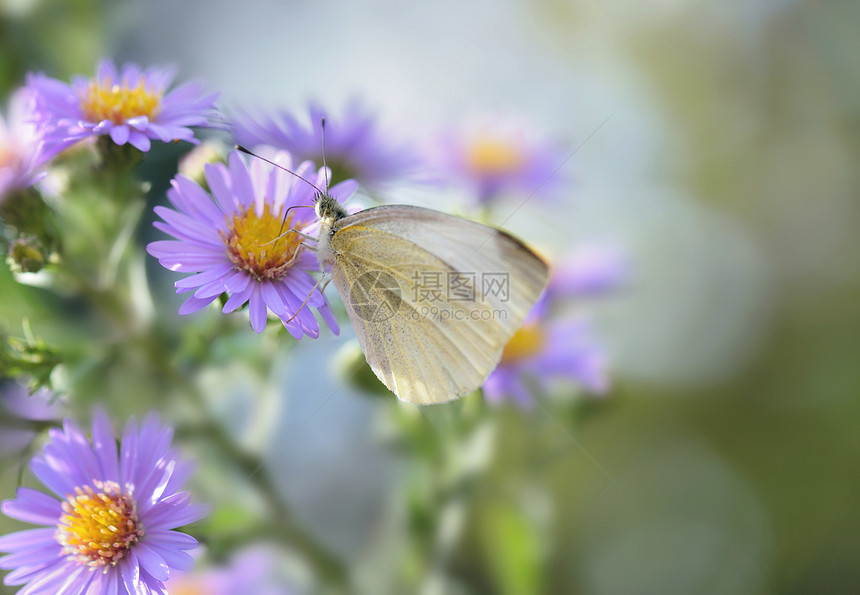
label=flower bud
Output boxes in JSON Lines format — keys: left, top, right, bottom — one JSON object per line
{"left": 178, "top": 140, "right": 227, "bottom": 188}
{"left": 6, "top": 235, "right": 47, "bottom": 273}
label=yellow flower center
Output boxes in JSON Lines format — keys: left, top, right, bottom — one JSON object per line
{"left": 501, "top": 323, "right": 546, "bottom": 365}
{"left": 223, "top": 204, "right": 305, "bottom": 280}
{"left": 466, "top": 138, "right": 524, "bottom": 175}
{"left": 56, "top": 481, "right": 142, "bottom": 568}
{"left": 79, "top": 76, "right": 162, "bottom": 124}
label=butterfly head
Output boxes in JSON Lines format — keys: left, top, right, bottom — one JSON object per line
{"left": 314, "top": 191, "right": 349, "bottom": 223}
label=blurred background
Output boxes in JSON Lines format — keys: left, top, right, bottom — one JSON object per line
{"left": 1, "top": 0, "right": 859, "bottom": 593}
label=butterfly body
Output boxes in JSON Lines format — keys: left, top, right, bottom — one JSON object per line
{"left": 313, "top": 192, "right": 347, "bottom": 266}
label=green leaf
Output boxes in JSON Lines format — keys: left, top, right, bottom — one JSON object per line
{"left": 0, "top": 321, "right": 62, "bottom": 390}
{"left": 483, "top": 502, "right": 543, "bottom": 595}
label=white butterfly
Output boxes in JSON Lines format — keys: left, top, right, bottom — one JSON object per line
{"left": 237, "top": 143, "right": 549, "bottom": 405}
{"left": 312, "top": 192, "right": 549, "bottom": 405}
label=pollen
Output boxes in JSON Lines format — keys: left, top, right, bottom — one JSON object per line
{"left": 501, "top": 323, "right": 545, "bottom": 365}
{"left": 56, "top": 481, "right": 142, "bottom": 568}
{"left": 467, "top": 137, "right": 524, "bottom": 175}
{"left": 79, "top": 76, "right": 162, "bottom": 124}
{"left": 223, "top": 204, "right": 305, "bottom": 280}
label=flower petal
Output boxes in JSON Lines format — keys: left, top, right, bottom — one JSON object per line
{"left": 134, "top": 542, "right": 169, "bottom": 582}
{"left": 128, "top": 130, "right": 152, "bottom": 152}
{"left": 248, "top": 284, "right": 268, "bottom": 333}
{"left": 0, "top": 489, "right": 60, "bottom": 526}
{"left": 110, "top": 124, "right": 129, "bottom": 145}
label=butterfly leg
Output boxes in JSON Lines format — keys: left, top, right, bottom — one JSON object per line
{"left": 276, "top": 243, "right": 314, "bottom": 276}
{"left": 284, "top": 272, "right": 330, "bottom": 324}
{"left": 288, "top": 229, "right": 318, "bottom": 243}
{"left": 261, "top": 228, "right": 318, "bottom": 248}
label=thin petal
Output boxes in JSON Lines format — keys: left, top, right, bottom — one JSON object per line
{"left": 127, "top": 115, "right": 149, "bottom": 130}
{"left": 92, "top": 410, "right": 120, "bottom": 484}
{"left": 120, "top": 418, "right": 139, "bottom": 488}
{"left": 29, "top": 458, "right": 75, "bottom": 499}
{"left": 204, "top": 162, "right": 237, "bottom": 213}
{"left": 121, "top": 551, "right": 141, "bottom": 594}
{"left": 134, "top": 542, "right": 169, "bottom": 581}
{"left": 110, "top": 125, "right": 129, "bottom": 145}
{"left": 144, "top": 530, "right": 198, "bottom": 551}
{"left": 150, "top": 543, "right": 194, "bottom": 572}
{"left": 178, "top": 294, "right": 218, "bottom": 315}
{"left": 227, "top": 151, "right": 255, "bottom": 207}
{"left": 248, "top": 285, "right": 268, "bottom": 333}
{"left": 0, "top": 528, "right": 56, "bottom": 552}
{"left": 222, "top": 282, "right": 254, "bottom": 313}
{"left": 1, "top": 487, "right": 61, "bottom": 525}
{"left": 128, "top": 130, "right": 151, "bottom": 152}
{"left": 260, "top": 281, "right": 286, "bottom": 317}
{"left": 328, "top": 179, "right": 358, "bottom": 202}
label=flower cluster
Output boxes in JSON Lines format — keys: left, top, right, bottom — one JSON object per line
{"left": 2, "top": 57, "right": 615, "bottom": 396}
{"left": 0, "top": 52, "right": 625, "bottom": 595}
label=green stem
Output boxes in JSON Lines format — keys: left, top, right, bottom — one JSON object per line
{"left": 200, "top": 419, "right": 349, "bottom": 588}
{"left": 161, "top": 359, "right": 349, "bottom": 590}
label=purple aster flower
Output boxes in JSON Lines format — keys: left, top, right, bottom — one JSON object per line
{"left": 483, "top": 246, "right": 626, "bottom": 408}
{"left": 0, "top": 412, "right": 205, "bottom": 594}
{"left": 484, "top": 316, "right": 609, "bottom": 409}
{"left": 233, "top": 100, "right": 421, "bottom": 189}
{"left": 166, "top": 546, "right": 291, "bottom": 595}
{"left": 437, "top": 114, "right": 564, "bottom": 204}
{"left": 147, "top": 150, "right": 353, "bottom": 336}
{"left": 0, "top": 88, "right": 58, "bottom": 203}
{"left": 26, "top": 59, "right": 218, "bottom": 154}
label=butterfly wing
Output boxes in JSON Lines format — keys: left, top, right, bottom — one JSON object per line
{"left": 329, "top": 205, "right": 549, "bottom": 404}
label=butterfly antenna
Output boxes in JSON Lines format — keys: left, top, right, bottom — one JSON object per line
{"left": 275, "top": 204, "right": 315, "bottom": 240}
{"left": 235, "top": 145, "right": 322, "bottom": 242}
{"left": 235, "top": 145, "right": 325, "bottom": 195}
{"left": 321, "top": 118, "right": 330, "bottom": 191}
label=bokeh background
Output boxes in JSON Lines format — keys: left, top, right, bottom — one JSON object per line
{"left": 1, "top": 0, "right": 859, "bottom": 593}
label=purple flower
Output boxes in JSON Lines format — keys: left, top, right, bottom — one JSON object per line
{"left": 147, "top": 150, "right": 353, "bottom": 336}
{"left": 165, "top": 546, "right": 291, "bottom": 595}
{"left": 549, "top": 245, "right": 628, "bottom": 297}
{"left": 0, "top": 89, "right": 58, "bottom": 203}
{"left": 0, "top": 412, "right": 205, "bottom": 594}
{"left": 483, "top": 247, "right": 626, "bottom": 408}
{"left": 437, "top": 115, "right": 564, "bottom": 204}
{"left": 26, "top": 59, "right": 218, "bottom": 154}
{"left": 484, "top": 317, "right": 609, "bottom": 408}
{"left": 0, "top": 382, "right": 63, "bottom": 456}
{"left": 0, "top": 383, "right": 60, "bottom": 421}
{"left": 233, "top": 101, "right": 421, "bottom": 189}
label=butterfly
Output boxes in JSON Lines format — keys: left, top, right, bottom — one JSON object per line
{"left": 237, "top": 144, "right": 549, "bottom": 405}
